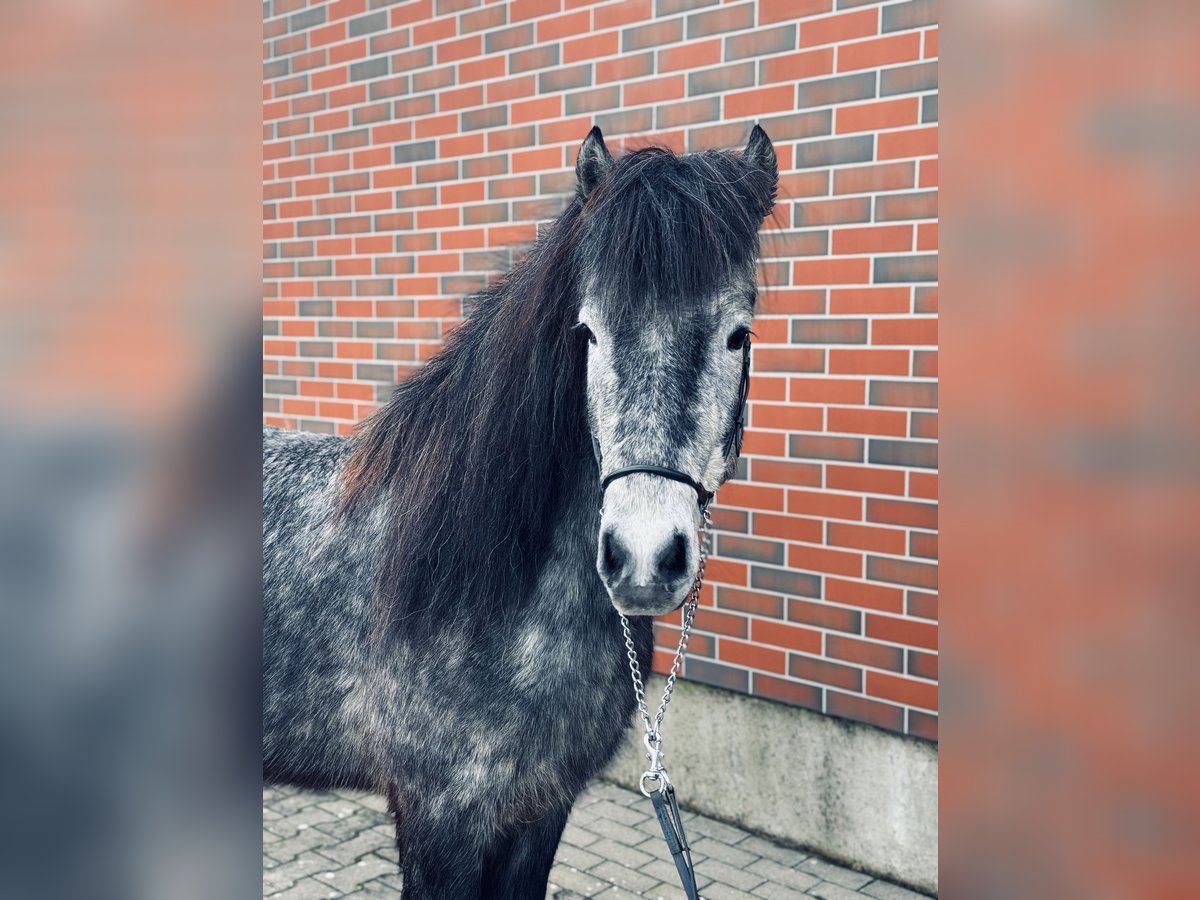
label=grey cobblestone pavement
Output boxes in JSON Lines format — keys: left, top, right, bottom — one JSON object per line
{"left": 264, "top": 782, "right": 932, "bottom": 899}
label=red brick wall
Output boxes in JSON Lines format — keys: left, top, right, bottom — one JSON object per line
{"left": 263, "top": 0, "right": 938, "bottom": 740}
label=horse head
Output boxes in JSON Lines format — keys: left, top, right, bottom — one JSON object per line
{"left": 571, "top": 126, "right": 777, "bottom": 616}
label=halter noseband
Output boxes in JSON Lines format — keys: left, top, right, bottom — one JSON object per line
{"left": 593, "top": 338, "right": 751, "bottom": 511}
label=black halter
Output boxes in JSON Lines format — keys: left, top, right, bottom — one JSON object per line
{"left": 593, "top": 338, "right": 752, "bottom": 510}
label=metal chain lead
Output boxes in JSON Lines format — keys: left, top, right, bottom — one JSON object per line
{"left": 620, "top": 507, "right": 713, "bottom": 795}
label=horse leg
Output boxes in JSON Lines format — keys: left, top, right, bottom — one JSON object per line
{"left": 481, "top": 805, "right": 571, "bottom": 900}
{"left": 386, "top": 782, "right": 405, "bottom": 868}
{"left": 399, "top": 805, "right": 486, "bottom": 900}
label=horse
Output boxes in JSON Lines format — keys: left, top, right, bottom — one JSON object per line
{"left": 263, "top": 124, "right": 778, "bottom": 899}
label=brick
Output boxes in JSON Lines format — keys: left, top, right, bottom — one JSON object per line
{"left": 686, "top": 3, "right": 753, "bottom": 38}
{"left": 878, "top": 126, "right": 937, "bottom": 159}
{"left": 694, "top": 608, "right": 749, "bottom": 638}
{"left": 797, "top": 72, "right": 876, "bottom": 108}
{"left": 800, "top": 9, "right": 877, "bottom": 47}
{"left": 720, "top": 638, "right": 786, "bottom": 674}
{"left": 760, "top": 109, "right": 833, "bottom": 142}
{"left": 882, "top": 0, "right": 938, "bottom": 33}
{"left": 866, "top": 555, "right": 937, "bottom": 589}
{"left": 868, "top": 438, "right": 936, "bottom": 469}
{"left": 917, "top": 221, "right": 938, "bottom": 251}
{"left": 912, "top": 349, "right": 937, "bottom": 378}
{"left": 564, "top": 31, "right": 619, "bottom": 63}
{"left": 462, "top": 106, "right": 507, "bottom": 131}
{"left": 793, "top": 135, "right": 874, "bottom": 169}
{"left": 485, "top": 24, "right": 532, "bottom": 53}
{"left": 718, "top": 586, "right": 785, "bottom": 618}
{"left": 828, "top": 406, "right": 906, "bottom": 436}
{"left": 828, "top": 521, "right": 906, "bottom": 555}
{"left": 349, "top": 58, "right": 388, "bottom": 83}
{"left": 596, "top": 53, "right": 652, "bottom": 83}
{"left": 788, "top": 598, "right": 860, "bottom": 633}
{"left": 761, "top": 0, "right": 832, "bottom": 24}
{"left": 751, "top": 619, "right": 822, "bottom": 654}
{"left": 510, "top": 44, "right": 560, "bottom": 73}
{"left": 794, "top": 197, "right": 871, "bottom": 227}
{"left": 412, "top": 65, "right": 456, "bottom": 92}
{"left": 909, "top": 710, "right": 938, "bottom": 741}
{"left": 911, "top": 411, "right": 937, "bottom": 439}
{"left": 725, "top": 25, "right": 796, "bottom": 61}
{"left": 833, "top": 224, "right": 913, "bottom": 254}
{"left": 827, "top": 633, "right": 904, "bottom": 670}
{"left": 830, "top": 573, "right": 902, "bottom": 619}
{"left": 834, "top": 160, "right": 914, "bottom": 194}
{"left": 788, "top": 543, "right": 862, "bottom": 578}
{"left": 538, "top": 10, "right": 589, "bottom": 42}
{"left": 655, "top": 97, "right": 721, "bottom": 129}
{"left": 684, "top": 658, "right": 749, "bottom": 693}
{"left": 777, "top": 172, "right": 832, "bottom": 203}
{"left": 869, "top": 380, "right": 937, "bottom": 408}
{"left": 624, "top": 75, "right": 683, "bottom": 106}
{"left": 875, "top": 190, "right": 937, "bottom": 220}
{"left": 688, "top": 63, "right": 755, "bottom": 96}
{"left": 289, "top": 7, "right": 327, "bottom": 32}
{"left": 789, "top": 377, "right": 864, "bottom": 404}
{"left": 752, "top": 673, "right": 823, "bottom": 711}
{"left": 908, "top": 648, "right": 938, "bottom": 680}
{"left": 827, "top": 691, "right": 904, "bottom": 731}
{"left": 792, "top": 257, "right": 871, "bottom": 285}
{"left": 659, "top": 38, "right": 719, "bottom": 72}
{"left": 346, "top": 10, "right": 385, "bottom": 36}
{"left": 872, "top": 318, "right": 934, "bottom": 348}
{"left": 869, "top": 670, "right": 936, "bottom": 709}
{"left": 788, "top": 434, "right": 864, "bottom": 463}
{"left": 759, "top": 48, "right": 833, "bottom": 84}
{"left": 791, "top": 318, "right": 867, "bottom": 344}
{"left": 907, "top": 589, "right": 937, "bottom": 620}
{"left": 922, "top": 93, "right": 939, "bottom": 123}
{"left": 789, "top": 653, "right": 862, "bottom": 691}
{"left": 750, "top": 566, "right": 822, "bottom": 599}
{"left": 880, "top": 60, "right": 938, "bottom": 96}
{"left": 565, "top": 86, "right": 620, "bottom": 114}
{"left": 718, "top": 534, "right": 785, "bottom": 566}
{"left": 836, "top": 97, "right": 920, "bottom": 134}
{"left": 754, "top": 347, "right": 825, "bottom": 372}
{"left": 623, "top": 19, "right": 682, "bottom": 52}
{"left": 838, "top": 32, "right": 921, "bottom": 72}
{"left": 461, "top": 5, "right": 505, "bottom": 32}
{"left": 594, "top": 108, "right": 652, "bottom": 135}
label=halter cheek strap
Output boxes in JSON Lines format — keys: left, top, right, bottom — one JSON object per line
{"left": 593, "top": 338, "right": 751, "bottom": 510}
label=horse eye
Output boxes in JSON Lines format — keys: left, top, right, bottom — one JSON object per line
{"left": 727, "top": 327, "right": 750, "bottom": 351}
{"left": 575, "top": 322, "right": 597, "bottom": 346}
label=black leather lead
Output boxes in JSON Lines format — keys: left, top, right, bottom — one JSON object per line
{"left": 649, "top": 783, "right": 699, "bottom": 900}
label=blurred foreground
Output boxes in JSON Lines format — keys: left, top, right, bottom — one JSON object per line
{"left": 943, "top": 1, "right": 1200, "bottom": 897}
{"left": 0, "top": 1, "right": 261, "bottom": 898}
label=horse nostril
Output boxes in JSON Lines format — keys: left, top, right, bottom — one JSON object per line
{"left": 600, "top": 530, "right": 631, "bottom": 584}
{"left": 655, "top": 531, "right": 689, "bottom": 583}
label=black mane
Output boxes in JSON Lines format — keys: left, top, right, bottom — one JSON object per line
{"left": 340, "top": 141, "right": 771, "bottom": 638}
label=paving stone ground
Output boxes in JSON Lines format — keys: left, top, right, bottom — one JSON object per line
{"left": 264, "top": 782, "right": 932, "bottom": 899}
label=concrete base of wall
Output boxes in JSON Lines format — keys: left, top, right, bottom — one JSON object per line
{"left": 603, "top": 677, "right": 938, "bottom": 895}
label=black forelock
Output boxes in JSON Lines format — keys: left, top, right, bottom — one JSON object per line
{"left": 577, "top": 146, "right": 772, "bottom": 323}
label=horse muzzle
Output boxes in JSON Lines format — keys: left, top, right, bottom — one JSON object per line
{"left": 596, "top": 477, "right": 700, "bottom": 616}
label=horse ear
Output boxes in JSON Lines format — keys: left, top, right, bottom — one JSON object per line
{"left": 575, "top": 126, "right": 614, "bottom": 202}
{"left": 744, "top": 124, "right": 778, "bottom": 216}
